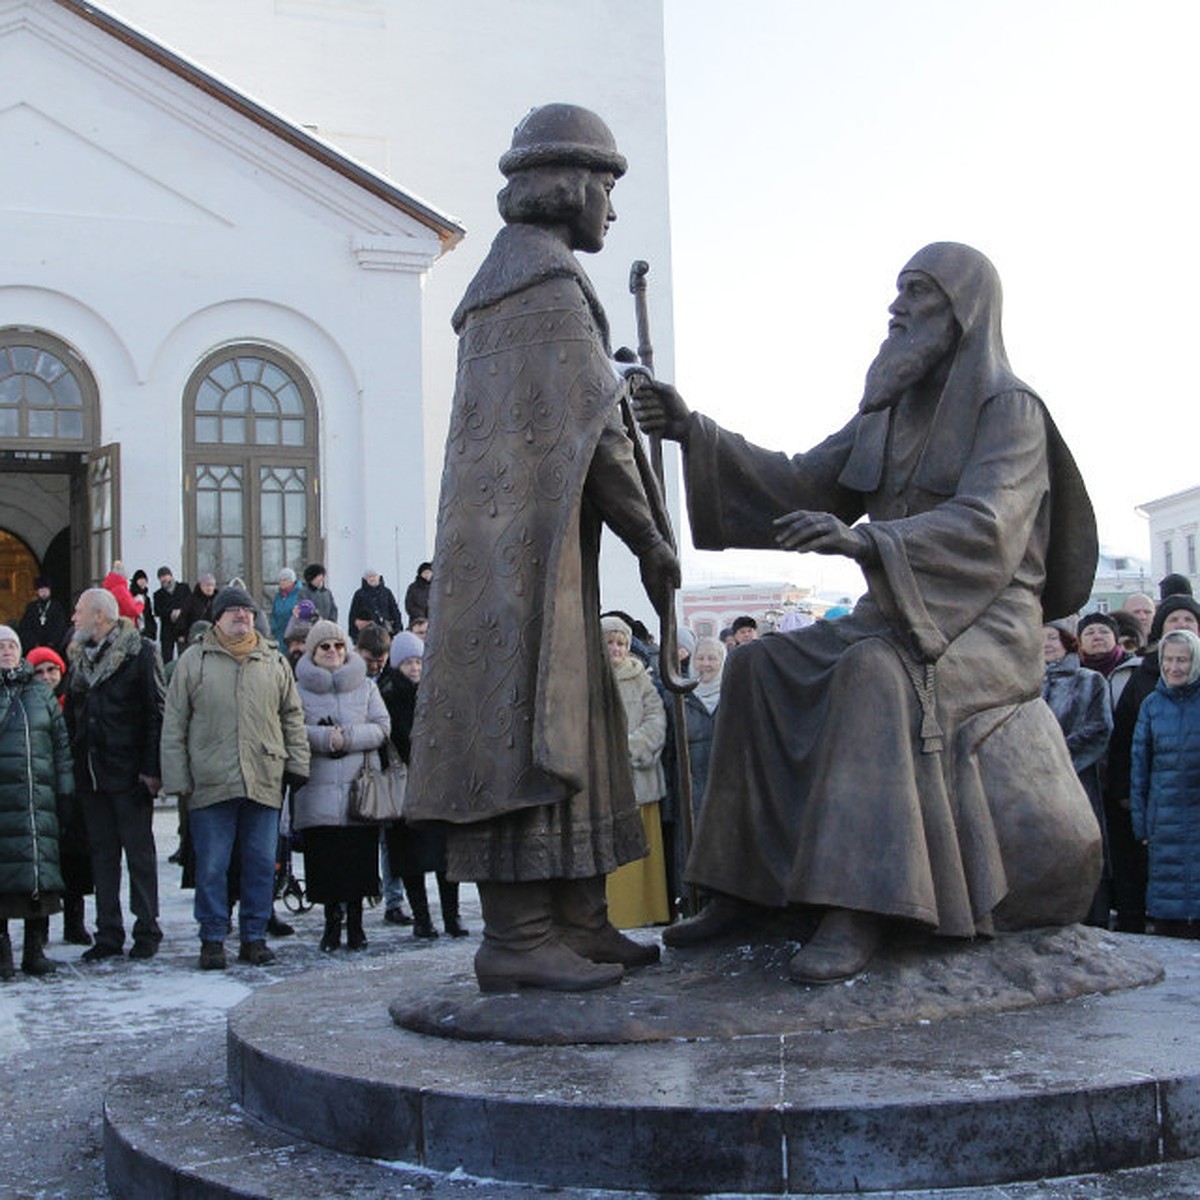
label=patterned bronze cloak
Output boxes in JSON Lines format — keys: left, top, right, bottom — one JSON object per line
{"left": 406, "top": 224, "right": 666, "bottom": 882}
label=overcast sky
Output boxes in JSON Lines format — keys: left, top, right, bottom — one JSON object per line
{"left": 661, "top": 1, "right": 1197, "bottom": 597}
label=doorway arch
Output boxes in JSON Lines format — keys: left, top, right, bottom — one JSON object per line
{"left": 0, "top": 328, "right": 113, "bottom": 596}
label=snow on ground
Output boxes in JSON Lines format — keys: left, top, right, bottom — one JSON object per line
{"left": 0, "top": 807, "right": 480, "bottom": 1199}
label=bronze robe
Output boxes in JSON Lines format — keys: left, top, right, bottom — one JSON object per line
{"left": 406, "top": 224, "right": 666, "bottom": 883}
{"left": 682, "top": 388, "right": 1101, "bottom": 937}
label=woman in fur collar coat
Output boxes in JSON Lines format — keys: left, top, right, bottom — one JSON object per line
{"left": 292, "top": 621, "right": 390, "bottom": 952}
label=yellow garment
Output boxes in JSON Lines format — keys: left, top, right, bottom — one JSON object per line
{"left": 606, "top": 802, "right": 670, "bottom": 928}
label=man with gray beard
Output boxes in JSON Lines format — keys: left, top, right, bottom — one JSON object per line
{"left": 633, "top": 243, "right": 1100, "bottom": 984}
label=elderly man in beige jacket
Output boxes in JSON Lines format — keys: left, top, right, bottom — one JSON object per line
{"left": 161, "top": 586, "right": 309, "bottom": 970}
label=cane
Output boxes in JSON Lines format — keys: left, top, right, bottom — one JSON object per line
{"left": 628, "top": 259, "right": 698, "bottom": 915}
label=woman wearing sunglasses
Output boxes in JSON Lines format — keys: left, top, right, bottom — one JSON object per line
{"left": 292, "top": 621, "right": 390, "bottom": 952}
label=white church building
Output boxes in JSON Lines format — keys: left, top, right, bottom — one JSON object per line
{"left": 0, "top": 0, "right": 673, "bottom": 624}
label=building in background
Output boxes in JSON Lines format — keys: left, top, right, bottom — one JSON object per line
{"left": 1139, "top": 486, "right": 1200, "bottom": 597}
{"left": 0, "top": 0, "right": 672, "bottom": 620}
{"left": 1083, "top": 550, "right": 1154, "bottom": 616}
{"left": 681, "top": 581, "right": 844, "bottom": 638}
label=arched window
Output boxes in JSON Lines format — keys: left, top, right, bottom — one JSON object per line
{"left": 0, "top": 329, "right": 96, "bottom": 449}
{"left": 184, "top": 345, "right": 320, "bottom": 602}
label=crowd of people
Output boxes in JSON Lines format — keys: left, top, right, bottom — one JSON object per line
{"left": 1041, "top": 574, "right": 1200, "bottom": 937}
{"left": 2, "top": 552, "right": 1198, "bottom": 979}
{"left": 0, "top": 559, "right": 452, "bottom": 977}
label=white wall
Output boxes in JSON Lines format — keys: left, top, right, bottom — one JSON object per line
{"left": 2, "top": 1, "right": 444, "bottom": 599}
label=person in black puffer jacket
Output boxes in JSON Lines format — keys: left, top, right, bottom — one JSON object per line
{"left": 65, "top": 589, "right": 165, "bottom": 962}
{"left": 0, "top": 625, "right": 74, "bottom": 979}
{"left": 348, "top": 570, "right": 403, "bottom": 637}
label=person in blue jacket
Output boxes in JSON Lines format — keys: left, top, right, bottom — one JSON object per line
{"left": 1131, "top": 628, "right": 1200, "bottom": 937}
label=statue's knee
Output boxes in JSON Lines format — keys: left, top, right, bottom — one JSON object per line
{"left": 838, "top": 638, "right": 909, "bottom": 689}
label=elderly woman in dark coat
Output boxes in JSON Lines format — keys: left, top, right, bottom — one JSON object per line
{"left": 662, "top": 635, "right": 725, "bottom": 911}
{"left": 1131, "top": 629, "right": 1200, "bottom": 937}
{"left": 380, "top": 632, "right": 467, "bottom": 940}
{"left": 0, "top": 625, "right": 74, "bottom": 978}
{"left": 1106, "top": 594, "right": 1200, "bottom": 933}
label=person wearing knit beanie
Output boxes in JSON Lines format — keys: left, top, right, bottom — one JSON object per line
{"left": 1077, "top": 612, "right": 1128, "bottom": 679}
{"left": 26, "top": 644, "right": 67, "bottom": 685}
{"left": 1159, "top": 573, "right": 1194, "bottom": 601}
{"left": 304, "top": 619, "right": 349, "bottom": 660}
{"left": 210, "top": 586, "right": 258, "bottom": 622}
{"left": 389, "top": 631, "right": 424, "bottom": 670}
{"left": 378, "top": 621, "right": 466, "bottom": 940}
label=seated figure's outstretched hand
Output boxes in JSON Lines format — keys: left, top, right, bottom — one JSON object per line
{"left": 639, "top": 540, "right": 682, "bottom": 616}
{"left": 630, "top": 378, "right": 691, "bottom": 442}
{"left": 774, "top": 510, "right": 871, "bottom": 562}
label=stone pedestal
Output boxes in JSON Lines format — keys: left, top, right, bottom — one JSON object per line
{"left": 104, "top": 927, "right": 1200, "bottom": 1198}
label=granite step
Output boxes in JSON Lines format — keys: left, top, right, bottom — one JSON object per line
{"left": 104, "top": 1058, "right": 1200, "bottom": 1200}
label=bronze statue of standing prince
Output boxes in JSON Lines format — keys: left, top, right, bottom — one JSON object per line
{"left": 406, "top": 105, "right": 679, "bottom": 993}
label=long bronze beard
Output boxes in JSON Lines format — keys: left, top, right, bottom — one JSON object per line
{"left": 860, "top": 321, "right": 959, "bottom": 413}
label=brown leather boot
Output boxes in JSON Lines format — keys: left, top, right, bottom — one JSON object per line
{"left": 475, "top": 881, "right": 622, "bottom": 994}
{"left": 788, "top": 907, "right": 882, "bottom": 984}
{"left": 552, "top": 876, "right": 659, "bottom": 967}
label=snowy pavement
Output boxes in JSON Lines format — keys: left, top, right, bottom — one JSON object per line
{"left": 0, "top": 806, "right": 481, "bottom": 1199}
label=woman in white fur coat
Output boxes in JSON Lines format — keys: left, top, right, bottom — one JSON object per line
{"left": 293, "top": 620, "right": 390, "bottom": 952}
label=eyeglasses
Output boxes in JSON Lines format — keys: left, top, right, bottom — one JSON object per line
{"left": 317, "top": 641, "right": 345, "bottom": 652}
{"left": 226, "top": 606, "right": 254, "bottom": 615}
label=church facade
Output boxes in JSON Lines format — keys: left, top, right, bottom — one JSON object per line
{"left": 1, "top": 0, "right": 673, "bottom": 626}
{"left": 0, "top": 0, "right": 466, "bottom": 623}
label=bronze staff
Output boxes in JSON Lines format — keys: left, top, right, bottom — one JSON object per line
{"left": 628, "top": 259, "right": 698, "bottom": 914}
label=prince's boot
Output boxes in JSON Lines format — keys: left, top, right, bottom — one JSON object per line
{"left": 474, "top": 881, "right": 623, "bottom": 994}
{"left": 552, "top": 876, "right": 660, "bottom": 967}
